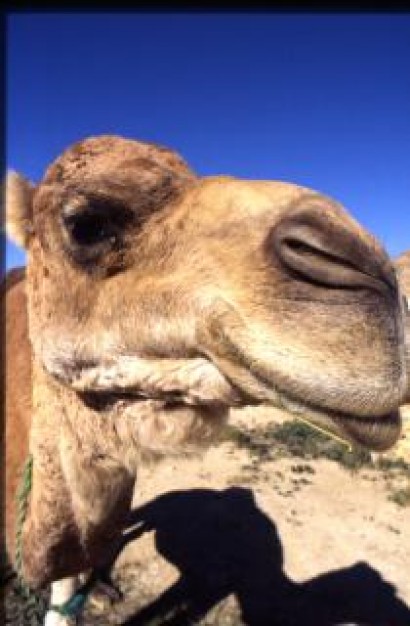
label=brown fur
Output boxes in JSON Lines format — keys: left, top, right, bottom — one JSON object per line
{"left": 3, "top": 269, "right": 31, "bottom": 560}
{"left": 395, "top": 250, "right": 410, "bottom": 293}
{"left": 4, "top": 136, "right": 407, "bottom": 589}
{"left": 395, "top": 251, "right": 410, "bottom": 401}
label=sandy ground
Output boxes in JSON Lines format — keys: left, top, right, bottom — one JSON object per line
{"left": 4, "top": 405, "right": 409, "bottom": 624}
{"left": 75, "top": 406, "right": 410, "bottom": 626}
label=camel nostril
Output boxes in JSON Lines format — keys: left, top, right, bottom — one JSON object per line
{"left": 270, "top": 203, "right": 397, "bottom": 296}
{"left": 283, "top": 235, "right": 362, "bottom": 276}
{"left": 277, "top": 233, "right": 368, "bottom": 290}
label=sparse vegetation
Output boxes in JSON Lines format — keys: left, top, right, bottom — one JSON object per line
{"left": 223, "top": 419, "right": 374, "bottom": 470}
{"left": 375, "top": 456, "right": 410, "bottom": 472}
{"left": 388, "top": 486, "right": 410, "bottom": 507}
{"left": 223, "top": 418, "right": 410, "bottom": 506}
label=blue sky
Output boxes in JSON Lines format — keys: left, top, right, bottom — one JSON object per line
{"left": 6, "top": 13, "right": 410, "bottom": 271}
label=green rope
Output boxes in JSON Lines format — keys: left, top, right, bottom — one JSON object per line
{"left": 13, "top": 454, "right": 48, "bottom": 623}
{"left": 14, "top": 454, "right": 34, "bottom": 598}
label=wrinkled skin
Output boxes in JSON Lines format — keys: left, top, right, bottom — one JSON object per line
{"left": 4, "top": 136, "right": 407, "bottom": 590}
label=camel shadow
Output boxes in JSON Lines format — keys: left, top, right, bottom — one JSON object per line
{"left": 113, "top": 487, "right": 409, "bottom": 626}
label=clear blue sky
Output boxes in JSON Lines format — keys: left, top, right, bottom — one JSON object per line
{"left": 6, "top": 13, "right": 410, "bottom": 271}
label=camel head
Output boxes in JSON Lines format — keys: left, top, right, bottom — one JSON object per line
{"left": 5, "top": 135, "right": 407, "bottom": 452}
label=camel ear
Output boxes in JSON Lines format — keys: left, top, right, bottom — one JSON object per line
{"left": 3, "top": 171, "right": 34, "bottom": 249}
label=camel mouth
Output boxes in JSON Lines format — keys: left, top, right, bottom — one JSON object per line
{"left": 77, "top": 380, "right": 401, "bottom": 453}
{"left": 43, "top": 352, "right": 402, "bottom": 452}
{"left": 79, "top": 390, "right": 150, "bottom": 412}
{"left": 79, "top": 389, "right": 205, "bottom": 413}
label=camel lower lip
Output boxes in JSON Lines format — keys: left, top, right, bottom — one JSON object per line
{"left": 340, "top": 411, "right": 402, "bottom": 451}
{"left": 278, "top": 392, "right": 402, "bottom": 451}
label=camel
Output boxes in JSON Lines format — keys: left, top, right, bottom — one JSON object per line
{"left": 3, "top": 135, "right": 408, "bottom": 625}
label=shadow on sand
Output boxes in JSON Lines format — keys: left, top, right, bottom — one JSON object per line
{"left": 112, "top": 487, "right": 409, "bottom": 626}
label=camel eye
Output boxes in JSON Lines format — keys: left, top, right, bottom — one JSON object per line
{"left": 64, "top": 211, "right": 114, "bottom": 247}
{"left": 61, "top": 197, "right": 134, "bottom": 264}
{"left": 61, "top": 202, "right": 127, "bottom": 264}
